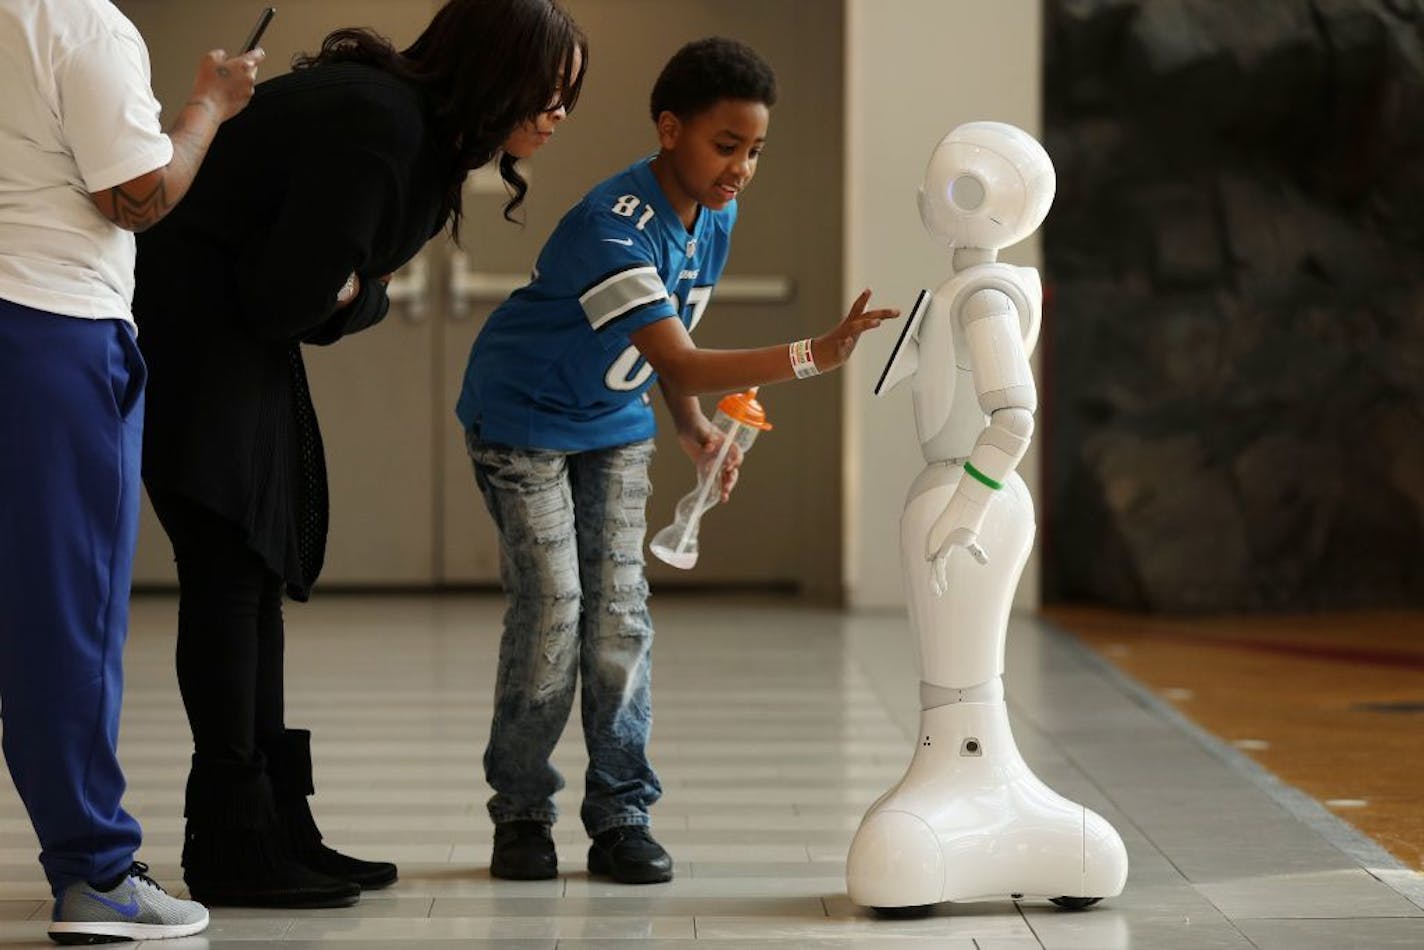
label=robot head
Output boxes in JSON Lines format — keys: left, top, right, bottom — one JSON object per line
{"left": 917, "top": 121, "right": 1055, "bottom": 251}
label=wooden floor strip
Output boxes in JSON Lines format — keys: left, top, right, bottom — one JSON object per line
{"left": 1043, "top": 606, "right": 1424, "bottom": 871}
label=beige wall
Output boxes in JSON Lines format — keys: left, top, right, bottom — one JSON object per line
{"left": 843, "top": 0, "right": 1044, "bottom": 610}
{"left": 114, "top": 0, "right": 1044, "bottom": 603}
{"left": 117, "top": 0, "right": 848, "bottom": 594}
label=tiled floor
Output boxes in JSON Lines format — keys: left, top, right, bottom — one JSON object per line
{"left": 2, "top": 593, "right": 1422, "bottom": 948}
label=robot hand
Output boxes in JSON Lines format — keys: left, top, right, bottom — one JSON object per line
{"left": 925, "top": 494, "right": 990, "bottom": 595}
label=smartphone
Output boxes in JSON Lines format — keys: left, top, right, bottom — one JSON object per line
{"left": 241, "top": 7, "right": 276, "bottom": 53}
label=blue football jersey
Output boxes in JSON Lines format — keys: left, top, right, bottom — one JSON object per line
{"left": 456, "top": 158, "right": 735, "bottom": 450}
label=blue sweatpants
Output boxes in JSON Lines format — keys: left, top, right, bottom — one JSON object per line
{"left": 0, "top": 297, "right": 145, "bottom": 895}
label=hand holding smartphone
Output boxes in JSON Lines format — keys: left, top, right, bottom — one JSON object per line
{"left": 186, "top": 7, "right": 269, "bottom": 123}
{"left": 242, "top": 7, "right": 276, "bottom": 54}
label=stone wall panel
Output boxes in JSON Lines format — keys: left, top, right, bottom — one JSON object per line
{"left": 1044, "top": 0, "right": 1424, "bottom": 610}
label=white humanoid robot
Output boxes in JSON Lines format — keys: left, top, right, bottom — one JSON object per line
{"left": 846, "top": 122, "right": 1128, "bottom": 915}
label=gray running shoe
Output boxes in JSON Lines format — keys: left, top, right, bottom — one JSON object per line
{"left": 48, "top": 862, "right": 209, "bottom": 945}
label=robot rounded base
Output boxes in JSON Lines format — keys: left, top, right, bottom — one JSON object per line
{"left": 871, "top": 904, "right": 934, "bottom": 919}
{"left": 870, "top": 895, "right": 1104, "bottom": 919}
{"left": 845, "top": 702, "right": 1128, "bottom": 912}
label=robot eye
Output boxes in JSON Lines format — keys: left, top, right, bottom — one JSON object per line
{"left": 948, "top": 174, "right": 985, "bottom": 211}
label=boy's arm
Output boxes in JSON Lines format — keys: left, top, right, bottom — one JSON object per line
{"left": 657, "top": 379, "right": 741, "bottom": 503}
{"left": 658, "top": 380, "right": 709, "bottom": 436}
{"left": 632, "top": 289, "right": 898, "bottom": 396}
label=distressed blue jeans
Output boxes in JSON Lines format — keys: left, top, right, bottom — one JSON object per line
{"left": 467, "top": 433, "right": 661, "bottom": 836}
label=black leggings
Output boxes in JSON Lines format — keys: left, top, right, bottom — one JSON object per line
{"left": 148, "top": 488, "right": 286, "bottom": 769}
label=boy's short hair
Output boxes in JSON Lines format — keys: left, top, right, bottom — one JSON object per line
{"left": 649, "top": 37, "right": 777, "bottom": 122}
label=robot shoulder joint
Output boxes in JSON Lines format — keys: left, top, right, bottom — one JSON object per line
{"left": 960, "top": 287, "right": 1016, "bottom": 326}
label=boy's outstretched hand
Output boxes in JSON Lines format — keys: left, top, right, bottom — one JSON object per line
{"left": 810, "top": 289, "right": 900, "bottom": 372}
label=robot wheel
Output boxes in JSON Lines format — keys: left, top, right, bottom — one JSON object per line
{"left": 1049, "top": 896, "right": 1102, "bottom": 910}
{"left": 871, "top": 904, "right": 934, "bottom": 919}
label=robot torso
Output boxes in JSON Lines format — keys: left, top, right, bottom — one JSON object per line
{"left": 911, "top": 262, "right": 1042, "bottom": 464}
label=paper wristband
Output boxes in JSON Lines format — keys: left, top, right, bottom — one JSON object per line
{"left": 789, "top": 338, "right": 819, "bottom": 379}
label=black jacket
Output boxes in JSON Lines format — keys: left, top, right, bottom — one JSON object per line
{"left": 135, "top": 63, "right": 450, "bottom": 599}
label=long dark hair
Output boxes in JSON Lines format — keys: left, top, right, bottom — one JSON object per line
{"left": 295, "top": 0, "right": 587, "bottom": 236}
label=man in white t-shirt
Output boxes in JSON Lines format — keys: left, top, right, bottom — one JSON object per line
{"left": 0, "top": 0, "right": 262, "bottom": 942}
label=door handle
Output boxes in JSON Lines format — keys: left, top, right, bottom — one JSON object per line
{"left": 385, "top": 255, "right": 430, "bottom": 323}
{"left": 448, "top": 263, "right": 794, "bottom": 318}
{"left": 703, "top": 275, "right": 794, "bottom": 303}
{"left": 448, "top": 251, "right": 533, "bottom": 320}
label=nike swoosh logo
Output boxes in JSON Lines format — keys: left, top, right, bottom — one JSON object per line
{"left": 86, "top": 891, "right": 140, "bottom": 917}
{"left": 601, "top": 238, "right": 634, "bottom": 246}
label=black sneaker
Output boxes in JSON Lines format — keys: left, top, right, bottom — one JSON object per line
{"left": 587, "top": 826, "right": 673, "bottom": 885}
{"left": 491, "top": 821, "right": 557, "bottom": 880}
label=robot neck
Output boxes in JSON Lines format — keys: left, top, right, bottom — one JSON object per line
{"left": 952, "top": 247, "right": 998, "bottom": 271}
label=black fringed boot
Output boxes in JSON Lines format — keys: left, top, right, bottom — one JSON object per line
{"left": 181, "top": 757, "right": 360, "bottom": 907}
{"left": 265, "top": 728, "right": 399, "bottom": 889}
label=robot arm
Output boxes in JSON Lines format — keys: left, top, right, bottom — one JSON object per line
{"left": 926, "top": 286, "right": 1036, "bottom": 595}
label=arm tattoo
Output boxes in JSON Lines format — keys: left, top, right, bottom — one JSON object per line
{"left": 95, "top": 177, "right": 172, "bottom": 232}
{"left": 92, "top": 96, "right": 218, "bottom": 231}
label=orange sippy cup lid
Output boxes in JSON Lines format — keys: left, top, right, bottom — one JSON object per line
{"left": 716, "top": 387, "right": 773, "bottom": 431}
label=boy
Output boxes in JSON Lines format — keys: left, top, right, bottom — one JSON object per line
{"left": 455, "top": 37, "right": 895, "bottom": 884}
